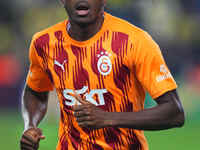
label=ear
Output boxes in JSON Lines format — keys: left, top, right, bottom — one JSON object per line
{"left": 102, "top": 0, "right": 106, "bottom": 9}
{"left": 60, "top": 0, "right": 64, "bottom": 5}
{"left": 104, "top": 0, "right": 107, "bottom": 5}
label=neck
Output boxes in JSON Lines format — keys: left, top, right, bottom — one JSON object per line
{"left": 67, "top": 14, "right": 105, "bottom": 41}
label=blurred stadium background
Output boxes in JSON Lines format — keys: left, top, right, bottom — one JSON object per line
{"left": 0, "top": 0, "right": 200, "bottom": 149}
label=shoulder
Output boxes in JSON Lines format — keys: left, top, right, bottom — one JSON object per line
{"left": 32, "top": 20, "right": 67, "bottom": 41}
{"left": 105, "top": 12, "right": 158, "bottom": 53}
{"left": 105, "top": 12, "right": 148, "bottom": 39}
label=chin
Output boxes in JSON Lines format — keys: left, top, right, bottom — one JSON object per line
{"left": 72, "top": 16, "right": 97, "bottom": 26}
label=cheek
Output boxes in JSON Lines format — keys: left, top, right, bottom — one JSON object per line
{"left": 64, "top": 5, "right": 73, "bottom": 15}
{"left": 92, "top": 3, "right": 103, "bottom": 13}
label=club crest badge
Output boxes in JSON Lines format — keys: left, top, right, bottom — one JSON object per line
{"left": 97, "top": 51, "right": 112, "bottom": 76}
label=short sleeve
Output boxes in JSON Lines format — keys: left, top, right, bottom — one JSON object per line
{"left": 133, "top": 31, "right": 177, "bottom": 99}
{"left": 26, "top": 36, "right": 54, "bottom": 92}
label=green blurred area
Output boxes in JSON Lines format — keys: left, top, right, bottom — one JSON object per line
{"left": 1, "top": 1, "right": 200, "bottom": 149}
{"left": 0, "top": 84, "right": 199, "bottom": 150}
{"left": 0, "top": 117, "right": 199, "bottom": 150}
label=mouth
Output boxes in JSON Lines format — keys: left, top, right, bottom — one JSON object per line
{"left": 75, "top": 2, "right": 90, "bottom": 16}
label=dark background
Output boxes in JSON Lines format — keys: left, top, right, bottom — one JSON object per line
{"left": 0, "top": 0, "right": 199, "bottom": 149}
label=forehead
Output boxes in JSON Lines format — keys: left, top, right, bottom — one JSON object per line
{"left": 61, "top": 0, "right": 106, "bottom": 3}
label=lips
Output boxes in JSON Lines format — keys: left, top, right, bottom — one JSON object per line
{"left": 75, "top": 2, "right": 90, "bottom": 16}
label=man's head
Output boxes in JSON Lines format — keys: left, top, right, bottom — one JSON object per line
{"left": 61, "top": 0, "right": 106, "bottom": 25}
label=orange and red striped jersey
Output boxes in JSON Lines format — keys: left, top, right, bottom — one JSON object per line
{"left": 26, "top": 12, "right": 177, "bottom": 150}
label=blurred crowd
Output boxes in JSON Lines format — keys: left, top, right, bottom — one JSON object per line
{"left": 0, "top": 0, "right": 200, "bottom": 109}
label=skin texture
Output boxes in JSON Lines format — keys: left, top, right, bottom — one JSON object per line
{"left": 72, "top": 90, "right": 185, "bottom": 130}
{"left": 20, "top": 85, "right": 48, "bottom": 150}
{"left": 20, "top": 0, "right": 185, "bottom": 149}
{"left": 61, "top": 0, "right": 106, "bottom": 41}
